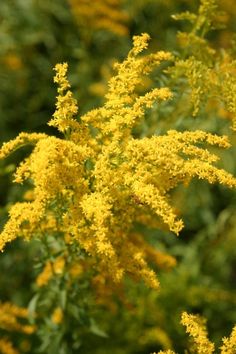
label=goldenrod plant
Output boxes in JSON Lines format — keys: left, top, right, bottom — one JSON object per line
{"left": 1, "top": 34, "right": 235, "bottom": 286}
{"left": 0, "top": 302, "right": 35, "bottom": 354}
{"left": 0, "top": 31, "right": 236, "bottom": 352}
{"left": 154, "top": 312, "right": 236, "bottom": 354}
{"left": 0, "top": 1, "right": 236, "bottom": 353}
{"left": 169, "top": 0, "right": 236, "bottom": 128}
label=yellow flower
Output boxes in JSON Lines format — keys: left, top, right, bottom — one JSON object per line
{"left": 221, "top": 326, "right": 236, "bottom": 354}
{"left": 36, "top": 257, "right": 65, "bottom": 287}
{"left": 48, "top": 63, "right": 79, "bottom": 134}
{"left": 181, "top": 312, "right": 215, "bottom": 354}
{"left": 69, "top": 0, "right": 129, "bottom": 36}
{"left": 1, "top": 34, "right": 236, "bottom": 289}
{"left": 0, "top": 302, "right": 35, "bottom": 334}
{"left": 0, "top": 338, "right": 19, "bottom": 354}
{"left": 154, "top": 312, "right": 236, "bottom": 354}
{"left": 51, "top": 307, "right": 63, "bottom": 325}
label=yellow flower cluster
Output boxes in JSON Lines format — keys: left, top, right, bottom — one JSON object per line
{"left": 130, "top": 233, "right": 177, "bottom": 270}
{"left": 0, "top": 303, "right": 34, "bottom": 354}
{"left": 0, "top": 132, "right": 47, "bottom": 160}
{"left": 154, "top": 312, "right": 236, "bottom": 354}
{"left": 0, "top": 34, "right": 236, "bottom": 289}
{"left": 69, "top": 0, "right": 129, "bottom": 36}
{"left": 0, "top": 302, "right": 35, "bottom": 335}
{"left": 0, "top": 338, "right": 19, "bottom": 354}
{"left": 51, "top": 307, "right": 63, "bottom": 325}
{"left": 48, "top": 63, "right": 79, "bottom": 134}
{"left": 173, "top": 55, "right": 236, "bottom": 128}
{"left": 0, "top": 135, "right": 90, "bottom": 250}
{"left": 36, "top": 256, "right": 65, "bottom": 287}
{"left": 172, "top": 0, "right": 236, "bottom": 129}
{"left": 181, "top": 312, "right": 215, "bottom": 354}
{"left": 221, "top": 326, "right": 236, "bottom": 354}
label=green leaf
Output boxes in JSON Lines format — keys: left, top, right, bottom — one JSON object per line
{"left": 28, "top": 293, "right": 39, "bottom": 323}
{"left": 60, "top": 289, "right": 67, "bottom": 309}
{"left": 89, "top": 318, "right": 108, "bottom": 338}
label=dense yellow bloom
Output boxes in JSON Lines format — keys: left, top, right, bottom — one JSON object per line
{"left": 220, "top": 326, "right": 236, "bottom": 354}
{"left": 0, "top": 338, "right": 19, "bottom": 354}
{"left": 48, "top": 63, "right": 79, "bottom": 134}
{"left": 154, "top": 312, "right": 236, "bottom": 354}
{"left": 1, "top": 34, "right": 236, "bottom": 289}
{"left": 0, "top": 132, "right": 47, "bottom": 160}
{"left": 0, "top": 302, "right": 35, "bottom": 334}
{"left": 0, "top": 303, "right": 34, "bottom": 354}
{"left": 181, "top": 312, "right": 215, "bottom": 354}
{"left": 51, "top": 307, "right": 63, "bottom": 325}
{"left": 69, "top": 0, "right": 129, "bottom": 36}
{"left": 0, "top": 135, "right": 90, "bottom": 250}
{"left": 36, "top": 256, "right": 65, "bottom": 287}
